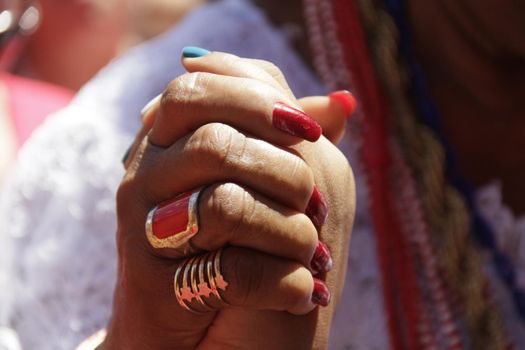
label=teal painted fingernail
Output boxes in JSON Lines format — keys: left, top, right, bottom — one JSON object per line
{"left": 182, "top": 46, "right": 210, "bottom": 58}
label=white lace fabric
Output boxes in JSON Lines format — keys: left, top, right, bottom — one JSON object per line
{"left": 476, "top": 182, "right": 525, "bottom": 288}
{"left": 0, "top": 108, "right": 125, "bottom": 350}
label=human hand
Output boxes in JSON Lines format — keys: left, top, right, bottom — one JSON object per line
{"left": 105, "top": 49, "right": 355, "bottom": 350}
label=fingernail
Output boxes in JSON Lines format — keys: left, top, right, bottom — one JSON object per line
{"left": 311, "top": 241, "right": 333, "bottom": 274}
{"left": 312, "top": 278, "right": 331, "bottom": 307}
{"left": 272, "top": 102, "right": 322, "bottom": 142}
{"left": 305, "top": 185, "right": 328, "bottom": 230}
{"left": 182, "top": 46, "right": 211, "bottom": 58}
{"left": 141, "top": 94, "right": 161, "bottom": 119}
{"left": 329, "top": 90, "right": 357, "bottom": 118}
{"left": 122, "top": 143, "right": 133, "bottom": 165}
{"left": 147, "top": 191, "right": 199, "bottom": 245}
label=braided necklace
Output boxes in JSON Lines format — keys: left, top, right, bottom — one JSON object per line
{"left": 382, "top": 0, "right": 525, "bottom": 323}
{"left": 305, "top": 1, "right": 425, "bottom": 348}
{"left": 303, "top": 0, "right": 516, "bottom": 348}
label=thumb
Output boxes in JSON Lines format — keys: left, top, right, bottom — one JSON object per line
{"left": 298, "top": 91, "right": 356, "bottom": 145}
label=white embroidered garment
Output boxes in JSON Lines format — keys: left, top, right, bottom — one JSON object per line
{"left": 475, "top": 182, "right": 525, "bottom": 349}
{"left": 476, "top": 182, "right": 525, "bottom": 284}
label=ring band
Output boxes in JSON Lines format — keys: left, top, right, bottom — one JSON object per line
{"left": 145, "top": 188, "right": 202, "bottom": 255}
{"left": 173, "top": 248, "right": 229, "bottom": 313}
{"left": 190, "top": 255, "right": 214, "bottom": 311}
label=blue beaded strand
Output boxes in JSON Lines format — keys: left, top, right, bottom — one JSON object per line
{"left": 383, "top": 0, "right": 525, "bottom": 321}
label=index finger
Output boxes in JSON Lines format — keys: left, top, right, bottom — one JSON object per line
{"left": 182, "top": 49, "right": 296, "bottom": 100}
{"left": 148, "top": 71, "right": 322, "bottom": 147}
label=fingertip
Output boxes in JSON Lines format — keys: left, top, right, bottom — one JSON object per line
{"left": 312, "top": 278, "right": 331, "bottom": 307}
{"left": 288, "top": 302, "right": 317, "bottom": 315}
{"left": 305, "top": 185, "right": 329, "bottom": 230}
{"left": 298, "top": 96, "right": 346, "bottom": 144}
{"left": 287, "top": 272, "right": 318, "bottom": 315}
{"left": 272, "top": 102, "right": 323, "bottom": 142}
{"left": 310, "top": 241, "right": 333, "bottom": 274}
{"left": 181, "top": 46, "right": 211, "bottom": 59}
{"left": 328, "top": 90, "right": 357, "bottom": 119}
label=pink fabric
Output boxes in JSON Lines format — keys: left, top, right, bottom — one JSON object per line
{"left": 2, "top": 73, "right": 74, "bottom": 149}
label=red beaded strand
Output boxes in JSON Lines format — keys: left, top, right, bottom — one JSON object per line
{"left": 329, "top": 1, "right": 423, "bottom": 348}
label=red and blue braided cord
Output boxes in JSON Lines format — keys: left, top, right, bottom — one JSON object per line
{"left": 382, "top": 0, "right": 525, "bottom": 322}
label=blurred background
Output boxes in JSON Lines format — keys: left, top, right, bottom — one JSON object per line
{"left": 0, "top": 0, "right": 205, "bottom": 182}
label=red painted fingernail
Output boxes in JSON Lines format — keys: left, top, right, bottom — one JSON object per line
{"left": 329, "top": 90, "right": 357, "bottom": 118}
{"left": 311, "top": 241, "right": 333, "bottom": 273}
{"left": 272, "top": 102, "right": 322, "bottom": 142}
{"left": 312, "top": 278, "right": 331, "bottom": 307}
{"left": 305, "top": 185, "right": 328, "bottom": 230}
{"left": 150, "top": 192, "right": 195, "bottom": 239}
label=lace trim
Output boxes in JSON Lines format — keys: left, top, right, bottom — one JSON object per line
{"left": 476, "top": 182, "right": 525, "bottom": 289}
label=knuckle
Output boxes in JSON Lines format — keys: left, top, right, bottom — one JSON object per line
{"left": 162, "top": 72, "right": 210, "bottom": 115}
{"left": 186, "top": 123, "right": 246, "bottom": 173}
{"left": 115, "top": 178, "right": 135, "bottom": 221}
{"left": 220, "top": 53, "right": 243, "bottom": 68}
{"left": 204, "top": 183, "right": 253, "bottom": 240}
{"left": 257, "top": 60, "right": 285, "bottom": 80}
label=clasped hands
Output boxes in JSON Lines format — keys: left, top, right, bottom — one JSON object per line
{"left": 105, "top": 50, "right": 356, "bottom": 350}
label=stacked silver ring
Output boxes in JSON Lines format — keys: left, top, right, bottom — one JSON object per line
{"left": 174, "top": 248, "right": 229, "bottom": 314}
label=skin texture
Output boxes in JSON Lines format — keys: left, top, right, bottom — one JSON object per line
{"left": 104, "top": 53, "right": 355, "bottom": 349}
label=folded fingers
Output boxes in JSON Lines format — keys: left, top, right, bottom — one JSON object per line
{"left": 148, "top": 72, "right": 321, "bottom": 148}
{"left": 182, "top": 50, "right": 295, "bottom": 100}
{"left": 172, "top": 247, "right": 331, "bottom": 315}
{"left": 127, "top": 123, "right": 316, "bottom": 212}
{"left": 146, "top": 182, "right": 331, "bottom": 274}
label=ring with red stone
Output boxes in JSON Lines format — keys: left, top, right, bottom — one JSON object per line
{"left": 145, "top": 188, "right": 203, "bottom": 256}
